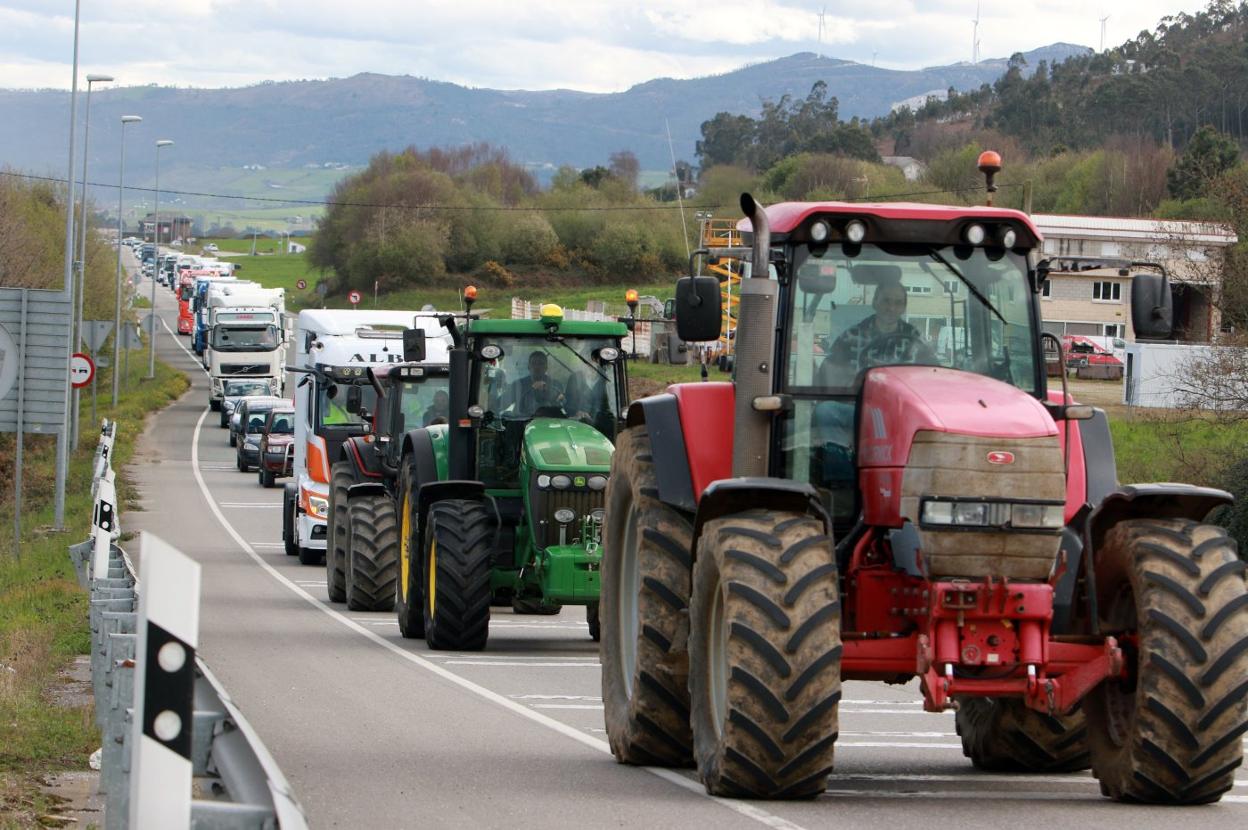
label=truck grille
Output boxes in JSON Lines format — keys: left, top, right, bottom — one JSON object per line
{"left": 221, "top": 363, "right": 270, "bottom": 376}
{"left": 529, "top": 473, "right": 603, "bottom": 550}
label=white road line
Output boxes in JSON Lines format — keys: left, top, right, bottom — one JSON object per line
{"left": 442, "top": 660, "right": 602, "bottom": 667}
{"left": 820, "top": 789, "right": 1248, "bottom": 804}
{"left": 531, "top": 704, "right": 605, "bottom": 710}
{"left": 512, "top": 695, "right": 602, "bottom": 701}
{"left": 840, "top": 708, "right": 953, "bottom": 715}
{"left": 842, "top": 699, "right": 923, "bottom": 706}
{"left": 827, "top": 773, "right": 1248, "bottom": 789}
{"left": 186, "top": 408, "right": 806, "bottom": 830}
{"left": 840, "top": 731, "right": 954, "bottom": 738}
{"left": 835, "top": 742, "right": 961, "bottom": 749}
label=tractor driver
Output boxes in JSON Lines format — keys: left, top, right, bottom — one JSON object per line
{"left": 422, "top": 389, "right": 450, "bottom": 426}
{"left": 818, "top": 279, "right": 935, "bottom": 386}
{"left": 509, "top": 350, "right": 566, "bottom": 416}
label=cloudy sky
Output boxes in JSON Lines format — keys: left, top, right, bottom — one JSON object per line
{"left": 0, "top": 1, "right": 1213, "bottom": 93}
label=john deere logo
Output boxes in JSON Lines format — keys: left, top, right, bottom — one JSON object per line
{"left": 574, "top": 476, "right": 587, "bottom": 488}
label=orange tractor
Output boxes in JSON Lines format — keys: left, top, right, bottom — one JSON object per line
{"left": 599, "top": 155, "right": 1247, "bottom": 802}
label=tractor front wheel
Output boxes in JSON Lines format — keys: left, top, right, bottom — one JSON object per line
{"left": 1086, "top": 519, "right": 1248, "bottom": 804}
{"left": 956, "top": 698, "right": 1089, "bottom": 773}
{"left": 600, "top": 426, "right": 694, "bottom": 768}
{"left": 587, "top": 602, "right": 600, "bottom": 642}
{"left": 689, "top": 510, "right": 841, "bottom": 799}
{"left": 345, "top": 493, "right": 399, "bottom": 612}
{"left": 423, "top": 500, "right": 494, "bottom": 651}
{"left": 325, "top": 462, "right": 352, "bottom": 601}
{"left": 394, "top": 463, "right": 424, "bottom": 639}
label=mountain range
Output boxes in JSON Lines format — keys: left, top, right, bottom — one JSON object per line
{"left": 0, "top": 43, "right": 1089, "bottom": 205}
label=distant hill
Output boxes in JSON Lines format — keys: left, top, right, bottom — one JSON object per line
{"left": 0, "top": 43, "right": 1089, "bottom": 204}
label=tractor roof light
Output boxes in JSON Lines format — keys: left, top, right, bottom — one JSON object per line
{"left": 464, "top": 285, "right": 478, "bottom": 301}
{"left": 965, "top": 224, "right": 987, "bottom": 246}
{"left": 480, "top": 344, "right": 503, "bottom": 360}
{"left": 809, "top": 220, "right": 831, "bottom": 243}
{"left": 845, "top": 220, "right": 867, "bottom": 244}
{"left": 1000, "top": 227, "right": 1018, "bottom": 249}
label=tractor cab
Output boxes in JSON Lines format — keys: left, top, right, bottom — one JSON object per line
{"left": 366, "top": 362, "right": 452, "bottom": 467}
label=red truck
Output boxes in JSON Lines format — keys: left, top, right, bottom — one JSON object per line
{"left": 176, "top": 272, "right": 198, "bottom": 334}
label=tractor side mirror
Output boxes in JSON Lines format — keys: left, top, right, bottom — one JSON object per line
{"left": 345, "top": 385, "right": 363, "bottom": 414}
{"left": 403, "top": 328, "right": 426, "bottom": 362}
{"left": 1130, "top": 272, "right": 1173, "bottom": 339}
{"left": 675, "top": 276, "right": 722, "bottom": 342}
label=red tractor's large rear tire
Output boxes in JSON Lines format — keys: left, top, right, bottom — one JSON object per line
{"left": 423, "top": 500, "right": 494, "bottom": 651}
{"left": 689, "top": 510, "right": 841, "bottom": 799}
{"left": 325, "top": 462, "right": 353, "bottom": 602}
{"left": 345, "top": 493, "right": 399, "bottom": 612}
{"left": 600, "top": 427, "right": 694, "bottom": 768}
{"left": 1086, "top": 519, "right": 1248, "bottom": 804}
{"left": 956, "top": 698, "right": 1090, "bottom": 773}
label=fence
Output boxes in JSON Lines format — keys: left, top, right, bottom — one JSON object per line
{"left": 510, "top": 297, "right": 655, "bottom": 358}
{"left": 69, "top": 419, "right": 308, "bottom": 829}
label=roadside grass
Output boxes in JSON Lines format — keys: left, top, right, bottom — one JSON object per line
{"left": 1109, "top": 412, "right": 1248, "bottom": 487}
{"left": 0, "top": 355, "right": 187, "bottom": 826}
{"left": 302, "top": 280, "right": 679, "bottom": 315}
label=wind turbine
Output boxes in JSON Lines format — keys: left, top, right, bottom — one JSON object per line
{"left": 972, "top": 1, "right": 982, "bottom": 65}
{"left": 817, "top": 6, "right": 827, "bottom": 58}
{"left": 1099, "top": 13, "right": 1110, "bottom": 52}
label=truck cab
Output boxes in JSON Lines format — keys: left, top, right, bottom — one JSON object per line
{"left": 206, "top": 305, "right": 285, "bottom": 408}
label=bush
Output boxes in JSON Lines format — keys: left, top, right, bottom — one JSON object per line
{"left": 1213, "top": 458, "right": 1248, "bottom": 560}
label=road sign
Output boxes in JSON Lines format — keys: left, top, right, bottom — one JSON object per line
{"left": 0, "top": 322, "right": 16, "bottom": 404}
{"left": 71, "top": 353, "right": 95, "bottom": 388}
{"left": 82, "top": 320, "right": 114, "bottom": 353}
{"left": 348, "top": 290, "right": 362, "bottom": 306}
{"left": 316, "top": 282, "right": 328, "bottom": 298}
{"left": 295, "top": 279, "right": 307, "bottom": 291}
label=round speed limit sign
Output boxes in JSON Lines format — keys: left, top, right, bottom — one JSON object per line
{"left": 348, "top": 290, "right": 362, "bottom": 306}
{"left": 70, "top": 352, "right": 95, "bottom": 388}
{"left": 295, "top": 279, "right": 307, "bottom": 290}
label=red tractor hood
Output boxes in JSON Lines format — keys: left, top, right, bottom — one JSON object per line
{"left": 857, "top": 367, "right": 1057, "bottom": 468}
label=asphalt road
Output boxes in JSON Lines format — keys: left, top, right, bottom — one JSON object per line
{"left": 122, "top": 261, "right": 1247, "bottom": 829}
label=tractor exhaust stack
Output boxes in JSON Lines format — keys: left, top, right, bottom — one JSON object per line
{"left": 733, "top": 194, "right": 778, "bottom": 478}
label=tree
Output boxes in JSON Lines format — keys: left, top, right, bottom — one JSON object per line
{"left": 697, "top": 112, "right": 755, "bottom": 168}
{"left": 1168, "top": 125, "right": 1242, "bottom": 199}
{"left": 608, "top": 150, "right": 640, "bottom": 190}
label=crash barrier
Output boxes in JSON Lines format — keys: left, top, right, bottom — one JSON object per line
{"left": 69, "top": 420, "right": 308, "bottom": 829}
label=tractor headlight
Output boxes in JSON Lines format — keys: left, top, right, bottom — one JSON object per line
{"left": 554, "top": 508, "right": 576, "bottom": 524}
{"left": 537, "top": 474, "right": 551, "bottom": 489}
{"left": 921, "top": 498, "right": 1063, "bottom": 530}
{"left": 551, "top": 475, "right": 572, "bottom": 489}
{"left": 587, "top": 475, "right": 608, "bottom": 491}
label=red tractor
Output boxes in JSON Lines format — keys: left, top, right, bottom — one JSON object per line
{"left": 599, "top": 155, "right": 1247, "bottom": 803}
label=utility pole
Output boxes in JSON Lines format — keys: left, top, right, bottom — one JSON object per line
{"left": 54, "top": 0, "right": 83, "bottom": 530}
{"left": 113, "top": 115, "right": 141, "bottom": 407}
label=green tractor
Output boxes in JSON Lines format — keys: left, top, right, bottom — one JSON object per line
{"left": 379, "top": 291, "right": 632, "bottom": 649}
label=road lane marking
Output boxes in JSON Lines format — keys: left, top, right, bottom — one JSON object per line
{"left": 187, "top": 408, "right": 807, "bottom": 830}
{"left": 512, "top": 695, "right": 602, "bottom": 701}
{"left": 840, "top": 708, "right": 953, "bottom": 715}
{"left": 443, "top": 661, "right": 602, "bottom": 667}
{"left": 820, "top": 789, "right": 1248, "bottom": 804}
{"left": 836, "top": 742, "right": 961, "bottom": 749}
{"left": 826, "top": 773, "right": 1248, "bottom": 788}
{"left": 531, "top": 704, "right": 605, "bottom": 710}
{"left": 840, "top": 731, "right": 955, "bottom": 738}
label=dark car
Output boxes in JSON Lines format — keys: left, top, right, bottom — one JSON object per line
{"left": 234, "top": 397, "right": 285, "bottom": 471}
{"left": 257, "top": 407, "right": 295, "bottom": 488}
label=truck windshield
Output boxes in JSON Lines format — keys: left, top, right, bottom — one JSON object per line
{"left": 224, "top": 379, "right": 269, "bottom": 397}
{"left": 780, "top": 242, "right": 1038, "bottom": 525}
{"left": 212, "top": 325, "right": 279, "bottom": 352}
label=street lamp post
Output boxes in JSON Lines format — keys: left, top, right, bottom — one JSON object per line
{"left": 112, "top": 115, "right": 142, "bottom": 407}
{"left": 71, "top": 73, "right": 114, "bottom": 448}
{"left": 147, "top": 139, "right": 173, "bottom": 379}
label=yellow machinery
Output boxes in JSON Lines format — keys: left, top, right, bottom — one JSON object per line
{"left": 700, "top": 219, "right": 744, "bottom": 366}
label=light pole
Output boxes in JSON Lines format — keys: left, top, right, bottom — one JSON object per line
{"left": 112, "top": 115, "right": 141, "bottom": 407}
{"left": 54, "top": 0, "right": 83, "bottom": 530}
{"left": 71, "top": 72, "right": 113, "bottom": 448}
{"left": 147, "top": 139, "right": 173, "bottom": 379}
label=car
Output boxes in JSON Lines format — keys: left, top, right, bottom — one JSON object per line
{"left": 230, "top": 395, "right": 284, "bottom": 458}
{"left": 220, "top": 378, "right": 276, "bottom": 428}
{"left": 203, "top": 243, "right": 219, "bottom": 253}
{"left": 257, "top": 407, "right": 295, "bottom": 488}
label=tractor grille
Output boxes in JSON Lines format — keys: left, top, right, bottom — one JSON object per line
{"left": 529, "top": 473, "right": 603, "bottom": 550}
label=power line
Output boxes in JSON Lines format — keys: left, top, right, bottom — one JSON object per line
{"left": 0, "top": 168, "right": 1019, "bottom": 214}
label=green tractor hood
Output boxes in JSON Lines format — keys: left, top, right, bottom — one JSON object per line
{"left": 522, "top": 418, "right": 614, "bottom": 472}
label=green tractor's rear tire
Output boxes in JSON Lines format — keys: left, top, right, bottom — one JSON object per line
{"left": 423, "top": 500, "right": 495, "bottom": 651}
{"left": 512, "top": 598, "right": 562, "bottom": 615}
{"left": 1086, "top": 519, "right": 1248, "bottom": 804}
{"left": 325, "top": 462, "right": 352, "bottom": 602}
{"left": 345, "top": 493, "right": 399, "bottom": 612}
{"left": 689, "top": 510, "right": 841, "bottom": 799}
{"left": 587, "top": 602, "right": 600, "bottom": 642}
{"left": 395, "top": 463, "right": 424, "bottom": 639}
{"left": 600, "top": 426, "right": 695, "bottom": 768}
{"left": 956, "top": 698, "right": 1090, "bottom": 773}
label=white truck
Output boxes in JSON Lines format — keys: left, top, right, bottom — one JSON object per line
{"left": 282, "top": 309, "right": 451, "bottom": 565}
{"left": 204, "top": 285, "right": 286, "bottom": 408}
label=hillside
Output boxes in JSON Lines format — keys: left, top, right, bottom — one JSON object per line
{"left": 0, "top": 43, "right": 1087, "bottom": 204}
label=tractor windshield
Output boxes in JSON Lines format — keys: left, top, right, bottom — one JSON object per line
{"left": 781, "top": 242, "right": 1039, "bottom": 524}
{"left": 395, "top": 376, "right": 452, "bottom": 428}
{"left": 474, "top": 335, "right": 624, "bottom": 488}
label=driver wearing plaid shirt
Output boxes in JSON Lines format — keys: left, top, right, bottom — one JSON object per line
{"left": 818, "top": 280, "right": 935, "bottom": 385}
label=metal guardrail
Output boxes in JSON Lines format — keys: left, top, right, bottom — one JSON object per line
{"left": 70, "top": 419, "right": 308, "bottom": 829}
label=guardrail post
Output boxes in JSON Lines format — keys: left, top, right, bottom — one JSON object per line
{"left": 91, "top": 472, "right": 118, "bottom": 580}
{"left": 128, "top": 532, "right": 200, "bottom": 828}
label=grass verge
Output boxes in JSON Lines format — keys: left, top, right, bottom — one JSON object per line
{"left": 0, "top": 354, "right": 188, "bottom": 826}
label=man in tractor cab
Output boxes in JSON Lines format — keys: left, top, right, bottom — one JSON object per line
{"left": 509, "top": 349, "right": 566, "bottom": 416}
{"left": 818, "top": 275, "right": 935, "bottom": 385}
{"left": 422, "top": 389, "right": 450, "bottom": 426}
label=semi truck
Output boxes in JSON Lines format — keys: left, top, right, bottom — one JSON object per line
{"left": 206, "top": 306, "right": 286, "bottom": 409}
{"left": 282, "top": 309, "right": 452, "bottom": 565}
